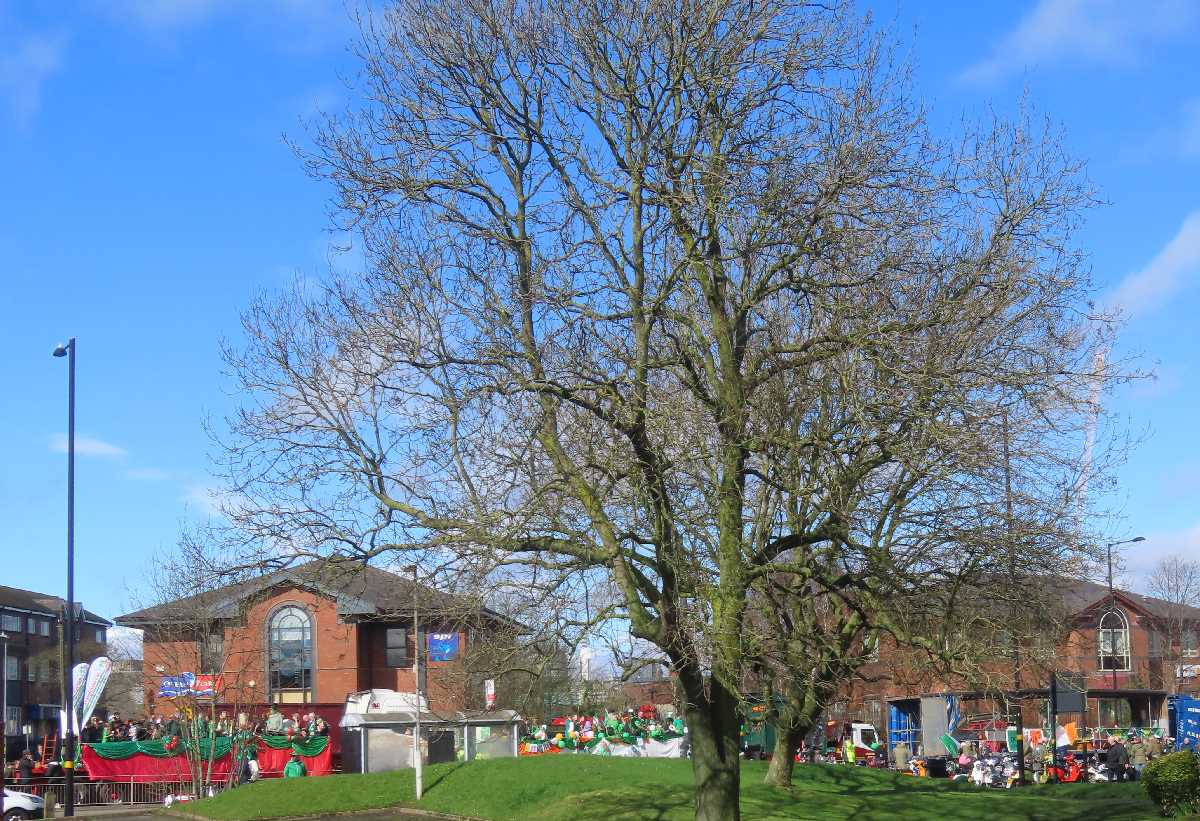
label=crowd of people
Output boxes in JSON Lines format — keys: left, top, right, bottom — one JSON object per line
{"left": 73, "top": 706, "right": 331, "bottom": 745}
{"left": 890, "top": 731, "right": 1171, "bottom": 784}
{"left": 524, "top": 707, "right": 686, "bottom": 748}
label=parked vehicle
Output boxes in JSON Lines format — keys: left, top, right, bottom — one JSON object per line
{"left": 3, "top": 788, "right": 45, "bottom": 821}
{"left": 967, "top": 752, "right": 1020, "bottom": 788}
{"left": 1044, "top": 752, "right": 1086, "bottom": 783}
{"left": 825, "top": 720, "right": 883, "bottom": 765}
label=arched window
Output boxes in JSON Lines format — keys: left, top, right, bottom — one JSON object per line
{"left": 1098, "top": 609, "right": 1130, "bottom": 672}
{"left": 268, "top": 606, "right": 312, "bottom": 702}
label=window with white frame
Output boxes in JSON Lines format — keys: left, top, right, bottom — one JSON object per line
{"left": 1183, "top": 629, "right": 1198, "bottom": 657}
{"left": 5, "top": 655, "right": 18, "bottom": 681}
{"left": 26, "top": 659, "right": 34, "bottom": 681}
{"left": 4, "top": 706, "right": 19, "bottom": 736}
{"left": 40, "top": 619, "right": 50, "bottom": 637}
{"left": 863, "top": 633, "right": 880, "bottom": 662}
{"left": 1, "top": 612, "right": 20, "bottom": 632}
{"left": 1098, "top": 609, "right": 1131, "bottom": 671}
{"left": 1148, "top": 629, "right": 1165, "bottom": 658}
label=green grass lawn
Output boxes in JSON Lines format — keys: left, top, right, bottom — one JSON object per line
{"left": 185, "top": 756, "right": 1161, "bottom": 820}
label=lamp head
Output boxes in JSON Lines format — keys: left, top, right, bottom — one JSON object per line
{"left": 53, "top": 343, "right": 69, "bottom": 357}
{"left": 1130, "top": 536, "right": 1146, "bottom": 543}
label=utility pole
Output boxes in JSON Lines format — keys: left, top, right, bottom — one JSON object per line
{"left": 1, "top": 631, "right": 9, "bottom": 798}
{"left": 411, "top": 565, "right": 423, "bottom": 800}
{"left": 1003, "top": 410, "right": 1026, "bottom": 786}
{"left": 1103, "top": 538, "right": 1146, "bottom": 697}
{"left": 53, "top": 337, "right": 78, "bottom": 816}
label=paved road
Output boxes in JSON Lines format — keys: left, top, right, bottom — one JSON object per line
{"left": 298, "top": 814, "right": 456, "bottom": 821}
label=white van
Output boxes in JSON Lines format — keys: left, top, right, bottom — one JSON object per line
{"left": 3, "top": 787, "right": 45, "bottom": 820}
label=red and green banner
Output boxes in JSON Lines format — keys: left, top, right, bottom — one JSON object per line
{"left": 81, "top": 735, "right": 331, "bottom": 782}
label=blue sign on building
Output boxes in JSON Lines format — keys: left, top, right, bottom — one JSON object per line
{"left": 427, "top": 633, "right": 460, "bottom": 662}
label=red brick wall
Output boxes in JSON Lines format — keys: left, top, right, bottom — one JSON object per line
{"left": 834, "top": 599, "right": 1174, "bottom": 728}
{"left": 141, "top": 586, "right": 469, "bottom": 715}
{"left": 143, "top": 636, "right": 201, "bottom": 715}
{"left": 355, "top": 622, "right": 469, "bottom": 711}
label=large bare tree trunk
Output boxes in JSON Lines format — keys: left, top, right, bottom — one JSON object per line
{"left": 685, "top": 680, "right": 742, "bottom": 821}
{"left": 764, "top": 726, "right": 802, "bottom": 788}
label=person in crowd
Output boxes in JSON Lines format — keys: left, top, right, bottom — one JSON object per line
{"left": 671, "top": 713, "right": 686, "bottom": 735}
{"left": 1130, "top": 736, "right": 1148, "bottom": 778}
{"left": 247, "top": 746, "right": 261, "bottom": 782}
{"left": 283, "top": 752, "right": 307, "bottom": 778}
{"left": 1145, "top": 732, "right": 1162, "bottom": 760}
{"left": 82, "top": 716, "right": 103, "bottom": 743}
{"left": 314, "top": 717, "right": 329, "bottom": 737}
{"left": 265, "top": 706, "right": 284, "bottom": 734}
{"left": 1106, "top": 738, "right": 1129, "bottom": 782}
{"left": 16, "top": 750, "right": 35, "bottom": 785}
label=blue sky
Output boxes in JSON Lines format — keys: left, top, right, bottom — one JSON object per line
{"left": 2, "top": 0, "right": 1198, "bottom": 625}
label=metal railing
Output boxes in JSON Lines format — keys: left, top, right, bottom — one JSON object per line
{"left": 18, "top": 777, "right": 230, "bottom": 806}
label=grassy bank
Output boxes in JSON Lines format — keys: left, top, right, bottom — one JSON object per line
{"left": 186, "top": 756, "right": 1159, "bottom": 820}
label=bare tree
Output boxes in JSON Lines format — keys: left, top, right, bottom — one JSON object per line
{"left": 1146, "top": 554, "right": 1200, "bottom": 694}
{"left": 127, "top": 550, "right": 260, "bottom": 797}
{"left": 198, "top": 1, "right": 1132, "bottom": 817}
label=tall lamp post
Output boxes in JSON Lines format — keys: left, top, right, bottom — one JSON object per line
{"left": 1105, "top": 536, "right": 1146, "bottom": 692}
{"left": 408, "top": 565, "right": 423, "bottom": 801}
{"left": 1, "top": 630, "right": 9, "bottom": 798}
{"left": 53, "top": 337, "right": 77, "bottom": 817}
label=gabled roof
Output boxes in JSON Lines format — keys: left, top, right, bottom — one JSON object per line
{"left": 115, "top": 560, "right": 513, "bottom": 629}
{"left": 0, "top": 584, "right": 110, "bottom": 625}
{"left": 1058, "top": 577, "right": 1200, "bottom": 622}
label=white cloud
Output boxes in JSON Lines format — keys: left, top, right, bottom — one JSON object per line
{"left": 103, "top": 0, "right": 227, "bottom": 29}
{"left": 96, "top": 0, "right": 347, "bottom": 41}
{"left": 0, "top": 28, "right": 67, "bottom": 129}
{"left": 49, "top": 434, "right": 127, "bottom": 458}
{"left": 181, "top": 483, "right": 238, "bottom": 517}
{"left": 1123, "top": 520, "right": 1200, "bottom": 589}
{"left": 961, "top": 0, "right": 1198, "bottom": 85}
{"left": 1106, "top": 211, "right": 1200, "bottom": 319}
{"left": 124, "top": 467, "right": 170, "bottom": 481}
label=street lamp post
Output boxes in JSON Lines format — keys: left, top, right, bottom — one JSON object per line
{"left": 1105, "top": 537, "right": 1146, "bottom": 693}
{"left": 410, "top": 565, "right": 423, "bottom": 801}
{"left": 53, "top": 337, "right": 78, "bottom": 817}
{"left": 1, "top": 630, "right": 9, "bottom": 799}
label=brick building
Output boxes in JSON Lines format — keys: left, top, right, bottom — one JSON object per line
{"left": 834, "top": 578, "right": 1200, "bottom": 754}
{"left": 116, "top": 562, "right": 507, "bottom": 716}
{"left": 1, "top": 584, "right": 110, "bottom": 744}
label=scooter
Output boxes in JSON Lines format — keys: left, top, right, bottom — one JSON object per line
{"left": 1044, "top": 753, "right": 1086, "bottom": 783}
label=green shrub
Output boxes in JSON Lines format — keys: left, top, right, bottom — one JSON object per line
{"left": 1143, "top": 750, "right": 1200, "bottom": 817}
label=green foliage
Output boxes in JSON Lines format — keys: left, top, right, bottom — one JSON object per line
{"left": 1143, "top": 751, "right": 1200, "bottom": 817}
{"left": 188, "top": 756, "right": 1158, "bottom": 820}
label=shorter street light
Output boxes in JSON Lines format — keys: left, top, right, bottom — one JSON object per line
{"left": 1104, "top": 537, "right": 1146, "bottom": 692}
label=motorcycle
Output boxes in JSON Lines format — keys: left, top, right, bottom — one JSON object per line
{"left": 969, "top": 752, "right": 1020, "bottom": 788}
{"left": 1044, "top": 752, "right": 1086, "bottom": 783}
